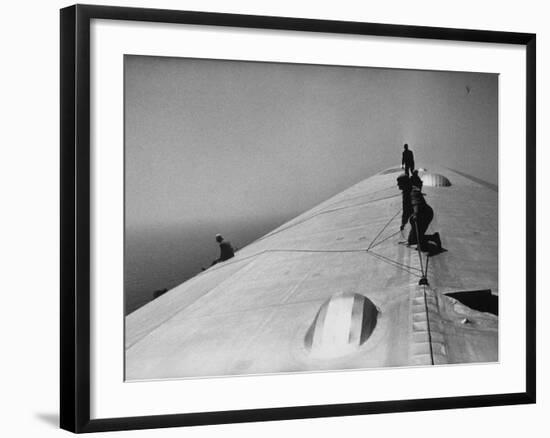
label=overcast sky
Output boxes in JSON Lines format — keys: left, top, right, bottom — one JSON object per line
{"left": 125, "top": 55, "right": 497, "bottom": 232}
{"left": 124, "top": 55, "right": 497, "bottom": 313}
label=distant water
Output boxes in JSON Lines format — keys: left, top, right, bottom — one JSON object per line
{"left": 124, "top": 216, "right": 293, "bottom": 315}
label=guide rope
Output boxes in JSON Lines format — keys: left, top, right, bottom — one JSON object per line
{"left": 205, "top": 197, "right": 428, "bottom": 282}
{"left": 367, "top": 230, "right": 401, "bottom": 250}
{"left": 254, "top": 192, "right": 401, "bottom": 244}
{"left": 422, "top": 284, "right": 435, "bottom": 365}
{"left": 366, "top": 209, "right": 403, "bottom": 251}
{"left": 365, "top": 250, "right": 424, "bottom": 278}
{"left": 412, "top": 217, "right": 429, "bottom": 285}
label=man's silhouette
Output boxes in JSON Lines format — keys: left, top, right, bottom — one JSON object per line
{"left": 397, "top": 174, "right": 413, "bottom": 232}
{"left": 408, "top": 187, "right": 442, "bottom": 254}
{"left": 411, "top": 170, "right": 423, "bottom": 190}
{"left": 401, "top": 144, "right": 415, "bottom": 176}
{"left": 211, "top": 234, "right": 235, "bottom": 266}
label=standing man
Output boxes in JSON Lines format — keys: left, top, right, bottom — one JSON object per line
{"left": 401, "top": 144, "right": 415, "bottom": 176}
{"left": 211, "top": 234, "right": 235, "bottom": 266}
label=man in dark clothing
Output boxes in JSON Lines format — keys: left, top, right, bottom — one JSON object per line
{"left": 401, "top": 144, "right": 415, "bottom": 176}
{"left": 407, "top": 187, "right": 442, "bottom": 253}
{"left": 411, "top": 170, "right": 423, "bottom": 190}
{"left": 211, "top": 234, "right": 235, "bottom": 266}
{"left": 397, "top": 174, "right": 413, "bottom": 231}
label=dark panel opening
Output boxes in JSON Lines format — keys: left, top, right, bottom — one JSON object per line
{"left": 446, "top": 289, "right": 498, "bottom": 316}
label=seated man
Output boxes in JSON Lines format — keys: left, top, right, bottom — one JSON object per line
{"left": 211, "top": 234, "right": 235, "bottom": 266}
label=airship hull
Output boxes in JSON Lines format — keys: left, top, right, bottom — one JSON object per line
{"left": 126, "top": 166, "right": 498, "bottom": 380}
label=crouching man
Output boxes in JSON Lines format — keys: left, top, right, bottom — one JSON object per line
{"left": 408, "top": 187, "right": 443, "bottom": 255}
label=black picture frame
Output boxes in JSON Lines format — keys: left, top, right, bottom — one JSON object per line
{"left": 60, "top": 4, "right": 536, "bottom": 433}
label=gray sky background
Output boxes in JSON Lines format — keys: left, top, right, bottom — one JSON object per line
{"left": 124, "top": 55, "right": 497, "bottom": 314}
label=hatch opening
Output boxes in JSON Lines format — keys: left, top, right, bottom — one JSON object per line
{"left": 418, "top": 172, "right": 452, "bottom": 187}
{"left": 304, "top": 292, "right": 378, "bottom": 358}
{"left": 445, "top": 289, "right": 498, "bottom": 316}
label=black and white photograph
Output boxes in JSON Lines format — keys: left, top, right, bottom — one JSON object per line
{"left": 1, "top": 0, "right": 545, "bottom": 435}
{"left": 124, "top": 56, "right": 499, "bottom": 381}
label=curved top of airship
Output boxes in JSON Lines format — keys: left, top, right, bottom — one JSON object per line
{"left": 125, "top": 165, "right": 498, "bottom": 381}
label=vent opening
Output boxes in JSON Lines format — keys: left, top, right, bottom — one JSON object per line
{"left": 304, "top": 292, "right": 378, "bottom": 358}
{"left": 419, "top": 172, "right": 452, "bottom": 187}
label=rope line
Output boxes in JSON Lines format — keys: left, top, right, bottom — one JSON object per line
{"left": 321, "top": 193, "right": 401, "bottom": 216}
{"left": 204, "top": 196, "right": 429, "bottom": 283}
{"left": 360, "top": 205, "right": 427, "bottom": 278}
{"left": 412, "top": 217, "right": 430, "bottom": 282}
{"left": 424, "top": 254, "right": 430, "bottom": 279}
{"left": 203, "top": 242, "right": 422, "bottom": 277}
{"left": 202, "top": 247, "right": 371, "bottom": 274}
{"left": 366, "top": 209, "right": 403, "bottom": 251}
{"left": 422, "top": 284, "right": 435, "bottom": 365}
{"left": 314, "top": 185, "right": 397, "bottom": 212}
{"left": 254, "top": 192, "right": 401, "bottom": 244}
{"left": 368, "top": 230, "right": 402, "bottom": 250}
{"left": 272, "top": 247, "right": 423, "bottom": 278}
{"left": 367, "top": 252, "right": 422, "bottom": 278}
{"left": 366, "top": 249, "right": 423, "bottom": 276}
{"left": 268, "top": 248, "right": 366, "bottom": 254}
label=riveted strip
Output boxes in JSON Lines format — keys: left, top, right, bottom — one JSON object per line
{"left": 410, "top": 284, "right": 448, "bottom": 365}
